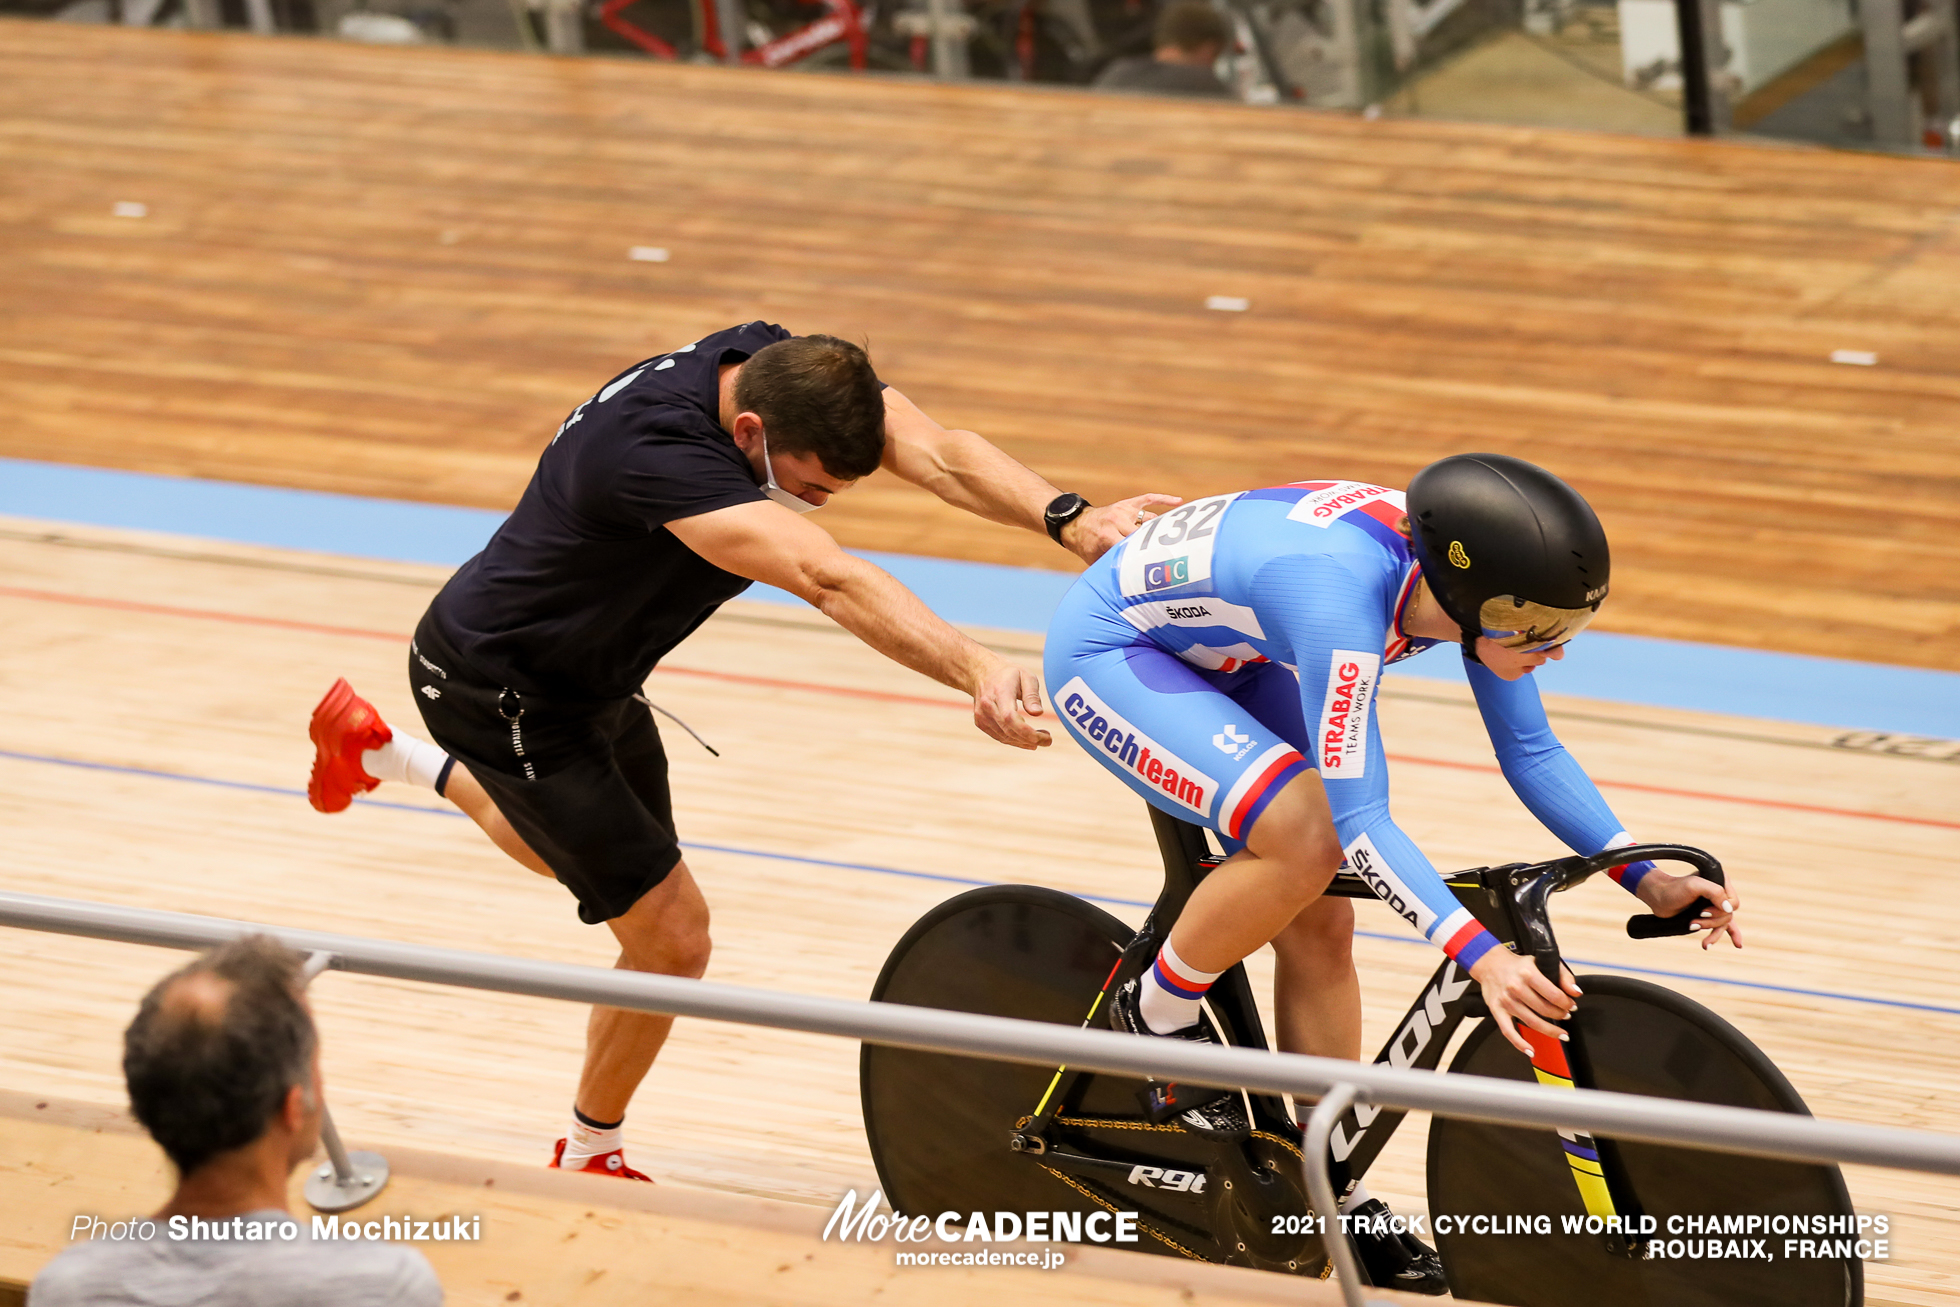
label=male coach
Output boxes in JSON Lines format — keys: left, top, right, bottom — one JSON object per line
{"left": 305, "top": 322, "right": 1175, "bottom": 1178}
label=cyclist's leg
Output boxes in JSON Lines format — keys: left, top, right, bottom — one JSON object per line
{"left": 1044, "top": 627, "right": 1343, "bottom": 991}
{"left": 1215, "top": 660, "right": 1362, "bottom": 1061}
{"left": 1169, "top": 773, "right": 1342, "bottom": 971}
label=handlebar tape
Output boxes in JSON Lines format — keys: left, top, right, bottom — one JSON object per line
{"left": 1626, "top": 898, "right": 1713, "bottom": 939}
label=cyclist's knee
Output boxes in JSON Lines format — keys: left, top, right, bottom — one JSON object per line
{"left": 1243, "top": 786, "right": 1343, "bottom": 896}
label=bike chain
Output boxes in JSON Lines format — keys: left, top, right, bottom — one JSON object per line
{"left": 1036, "top": 1164, "right": 1206, "bottom": 1262}
{"left": 1052, "top": 1113, "right": 1181, "bottom": 1133}
{"left": 1051, "top": 1116, "right": 1304, "bottom": 1162}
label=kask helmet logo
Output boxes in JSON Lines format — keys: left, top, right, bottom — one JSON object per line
{"left": 1447, "top": 541, "right": 1471, "bottom": 569}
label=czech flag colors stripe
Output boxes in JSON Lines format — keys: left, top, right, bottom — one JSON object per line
{"left": 1223, "top": 744, "right": 1309, "bottom": 841}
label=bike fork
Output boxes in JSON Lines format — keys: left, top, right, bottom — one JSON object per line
{"left": 1527, "top": 1022, "right": 1651, "bottom": 1257}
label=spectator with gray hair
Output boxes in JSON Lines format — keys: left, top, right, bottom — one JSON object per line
{"left": 30, "top": 937, "right": 441, "bottom": 1306}
{"left": 1093, "top": 0, "right": 1234, "bottom": 98}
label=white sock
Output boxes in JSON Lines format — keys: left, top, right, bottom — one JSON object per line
{"left": 360, "top": 730, "right": 450, "bottom": 792}
{"left": 1138, "top": 939, "right": 1224, "bottom": 1034}
{"left": 560, "top": 1112, "right": 624, "bottom": 1168}
{"left": 1340, "top": 1181, "right": 1373, "bottom": 1214}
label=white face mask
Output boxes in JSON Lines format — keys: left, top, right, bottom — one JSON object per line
{"left": 759, "top": 430, "right": 821, "bottom": 514}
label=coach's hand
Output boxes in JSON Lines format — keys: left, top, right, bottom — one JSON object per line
{"left": 971, "top": 658, "right": 1052, "bottom": 750}
{"left": 1061, "top": 494, "right": 1185, "bottom": 565}
{"left": 1470, "top": 947, "right": 1581, "bottom": 1057}
{"left": 1636, "top": 869, "right": 1743, "bottom": 950}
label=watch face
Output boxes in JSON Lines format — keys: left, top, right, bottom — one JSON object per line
{"left": 1047, "top": 494, "right": 1086, "bottom": 524}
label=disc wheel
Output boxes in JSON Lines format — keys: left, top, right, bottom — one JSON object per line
{"left": 1428, "top": 974, "right": 1860, "bottom": 1307}
{"left": 862, "top": 885, "right": 1138, "bottom": 1221}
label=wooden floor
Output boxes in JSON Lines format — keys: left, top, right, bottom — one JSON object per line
{"left": 0, "top": 515, "right": 1955, "bottom": 1302}
{"left": 3, "top": 22, "right": 1959, "bottom": 668}
{"left": 1, "top": 1099, "right": 1377, "bottom": 1307}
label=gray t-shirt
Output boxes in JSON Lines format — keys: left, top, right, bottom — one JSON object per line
{"left": 29, "top": 1210, "right": 442, "bottom": 1307}
{"left": 1093, "top": 56, "right": 1231, "bottom": 98}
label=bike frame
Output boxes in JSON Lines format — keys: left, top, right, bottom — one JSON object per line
{"left": 1010, "top": 806, "right": 1722, "bottom": 1256}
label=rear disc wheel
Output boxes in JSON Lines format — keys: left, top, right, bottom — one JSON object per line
{"left": 861, "top": 885, "right": 1137, "bottom": 1220}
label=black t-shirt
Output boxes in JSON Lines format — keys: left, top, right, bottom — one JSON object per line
{"left": 428, "top": 321, "right": 791, "bottom": 699}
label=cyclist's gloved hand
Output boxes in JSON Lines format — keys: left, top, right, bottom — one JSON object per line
{"left": 1635, "top": 869, "right": 1742, "bottom": 950}
{"left": 1468, "top": 948, "right": 1582, "bottom": 1056}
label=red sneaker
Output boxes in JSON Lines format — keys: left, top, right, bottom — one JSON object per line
{"left": 549, "top": 1138, "right": 654, "bottom": 1182}
{"left": 307, "top": 678, "right": 391, "bottom": 814}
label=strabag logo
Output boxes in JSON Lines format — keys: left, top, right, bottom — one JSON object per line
{"left": 1057, "top": 677, "right": 1216, "bottom": 817}
{"left": 1286, "top": 481, "right": 1401, "bottom": 528}
{"left": 1317, "top": 651, "right": 1380, "bottom": 778}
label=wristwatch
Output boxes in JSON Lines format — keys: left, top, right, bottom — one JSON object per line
{"left": 1044, "top": 493, "right": 1091, "bottom": 544}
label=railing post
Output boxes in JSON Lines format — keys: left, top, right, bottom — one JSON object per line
{"left": 1302, "top": 1083, "right": 1396, "bottom": 1307}
{"left": 297, "top": 952, "right": 391, "bottom": 1214}
{"left": 715, "top": 0, "right": 745, "bottom": 63}
{"left": 1674, "top": 0, "right": 1731, "bottom": 136}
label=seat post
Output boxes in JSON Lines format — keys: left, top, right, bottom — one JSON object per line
{"left": 1146, "top": 805, "right": 1211, "bottom": 932}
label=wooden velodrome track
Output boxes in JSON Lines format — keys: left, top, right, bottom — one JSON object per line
{"left": 3, "top": 22, "right": 1959, "bottom": 671}
{"left": 1, "top": 520, "right": 1956, "bottom": 1305}
{"left": 1, "top": 18, "right": 1958, "bottom": 1307}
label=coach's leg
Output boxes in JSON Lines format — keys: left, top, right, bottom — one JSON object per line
{"left": 573, "top": 862, "right": 713, "bottom": 1124}
{"left": 1269, "top": 895, "right": 1361, "bottom": 1060}
{"left": 440, "top": 763, "right": 557, "bottom": 880}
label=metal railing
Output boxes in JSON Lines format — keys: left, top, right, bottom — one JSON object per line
{"left": 5, "top": 888, "right": 1955, "bottom": 1306}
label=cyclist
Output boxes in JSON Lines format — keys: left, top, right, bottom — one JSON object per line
{"left": 1044, "top": 454, "right": 1741, "bottom": 1293}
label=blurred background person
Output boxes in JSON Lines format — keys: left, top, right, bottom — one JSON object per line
{"left": 30, "top": 938, "right": 442, "bottom": 1307}
{"left": 1092, "top": 0, "right": 1232, "bottom": 99}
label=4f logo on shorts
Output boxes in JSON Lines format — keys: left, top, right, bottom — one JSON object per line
{"left": 1318, "top": 651, "right": 1380, "bottom": 779}
{"left": 1144, "top": 557, "right": 1191, "bottom": 590}
{"left": 1212, "top": 724, "right": 1252, "bottom": 759}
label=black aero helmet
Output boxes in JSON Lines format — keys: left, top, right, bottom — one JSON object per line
{"left": 1405, "top": 453, "right": 1610, "bottom": 663}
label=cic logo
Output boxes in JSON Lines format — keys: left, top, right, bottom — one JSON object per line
{"left": 1144, "top": 557, "right": 1191, "bottom": 590}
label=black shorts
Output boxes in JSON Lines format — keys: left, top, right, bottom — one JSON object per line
{"left": 408, "top": 613, "right": 682, "bottom": 925}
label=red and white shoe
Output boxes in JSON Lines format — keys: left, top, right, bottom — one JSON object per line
{"left": 549, "top": 1138, "right": 654, "bottom": 1182}
{"left": 307, "top": 678, "right": 391, "bottom": 814}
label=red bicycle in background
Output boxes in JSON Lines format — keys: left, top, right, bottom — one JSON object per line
{"left": 600, "top": 0, "right": 868, "bottom": 69}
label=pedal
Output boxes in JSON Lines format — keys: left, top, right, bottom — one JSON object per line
{"left": 1139, "top": 1080, "right": 1235, "bottom": 1123}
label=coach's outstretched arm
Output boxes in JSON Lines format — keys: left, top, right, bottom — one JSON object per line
{"left": 879, "top": 388, "right": 1180, "bottom": 564}
{"left": 667, "top": 501, "right": 1051, "bottom": 751}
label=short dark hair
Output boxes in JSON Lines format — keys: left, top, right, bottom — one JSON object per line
{"left": 1156, "top": 0, "right": 1228, "bottom": 52}
{"left": 732, "top": 335, "right": 885, "bottom": 480}
{"left": 123, "top": 937, "right": 317, "bottom": 1176}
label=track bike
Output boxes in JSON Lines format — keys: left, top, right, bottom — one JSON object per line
{"left": 861, "top": 807, "right": 1861, "bottom": 1305}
